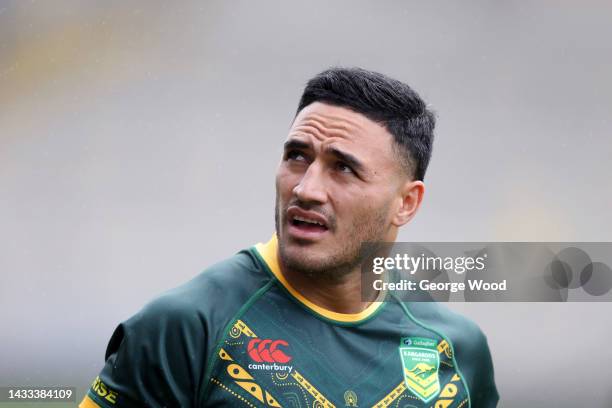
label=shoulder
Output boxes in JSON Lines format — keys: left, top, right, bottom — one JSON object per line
{"left": 151, "top": 247, "right": 270, "bottom": 314}
{"left": 405, "top": 302, "right": 488, "bottom": 352}
{"left": 93, "top": 246, "right": 276, "bottom": 407}
{"left": 110, "top": 248, "right": 271, "bottom": 356}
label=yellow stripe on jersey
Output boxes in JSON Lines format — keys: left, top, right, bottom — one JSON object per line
{"left": 373, "top": 381, "right": 408, "bottom": 408}
{"left": 255, "top": 234, "right": 384, "bottom": 323}
{"left": 79, "top": 395, "right": 101, "bottom": 408}
{"left": 291, "top": 371, "right": 336, "bottom": 408}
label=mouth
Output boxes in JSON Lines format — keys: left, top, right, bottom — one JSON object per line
{"left": 286, "top": 207, "right": 330, "bottom": 241}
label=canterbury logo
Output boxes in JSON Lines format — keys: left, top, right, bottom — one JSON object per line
{"left": 247, "top": 339, "right": 292, "bottom": 363}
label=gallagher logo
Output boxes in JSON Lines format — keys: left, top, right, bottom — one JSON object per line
{"left": 247, "top": 339, "right": 292, "bottom": 363}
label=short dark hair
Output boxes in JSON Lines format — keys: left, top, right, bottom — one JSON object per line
{"left": 296, "top": 67, "right": 435, "bottom": 181}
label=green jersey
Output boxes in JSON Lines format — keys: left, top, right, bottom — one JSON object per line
{"left": 81, "top": 236, "right": 498, "bottom": 408}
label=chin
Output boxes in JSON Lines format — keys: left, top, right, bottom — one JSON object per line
{"left": 280, "top": 243, "right": 322, "bottom": 270}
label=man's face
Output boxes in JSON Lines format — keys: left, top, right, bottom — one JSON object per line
{"left": 275, "top": 102, "right": 407, "bottom": 280}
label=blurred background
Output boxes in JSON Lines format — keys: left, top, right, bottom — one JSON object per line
{"left": 1, "top": 1, "right": 611, "bottom": 407}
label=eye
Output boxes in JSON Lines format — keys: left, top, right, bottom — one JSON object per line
{"left": 336, "top": 161, "right": 355, "bottom": 175}
{"left": 285, "top": 150, "right": 307, "bottom": 162}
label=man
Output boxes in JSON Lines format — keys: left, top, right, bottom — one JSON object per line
{"left": 80, "top": 68, "right": 498, "bottom": 407}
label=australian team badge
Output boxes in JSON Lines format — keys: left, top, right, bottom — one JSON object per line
{"left": 399, "top": 337, "right": 441, "bottom": 403}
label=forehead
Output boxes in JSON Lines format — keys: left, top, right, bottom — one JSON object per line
{"left": 287, "top": 102, "right": 396, "bottom": 160}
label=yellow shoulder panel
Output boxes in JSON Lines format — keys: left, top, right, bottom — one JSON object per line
{"left": 79, "top": 395, "right": 101, "bottom": 408}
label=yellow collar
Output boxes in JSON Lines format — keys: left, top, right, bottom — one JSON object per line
{"left": 255, "top": 234, "right": 385, "bottom": 324}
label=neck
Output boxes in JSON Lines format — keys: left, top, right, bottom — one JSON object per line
{"left": 280, "top": 262, "right": 379, "bottom": 315}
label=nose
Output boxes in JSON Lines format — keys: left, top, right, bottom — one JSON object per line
{"left": 292, "top": 162, "right": 328, "bottom": 204}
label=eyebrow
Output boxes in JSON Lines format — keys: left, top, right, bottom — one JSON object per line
{"left": 283, "top": 138, "right": 366, "bottom": 175}
{"left": 326, "top": 146, "right": 365, "bottom": 174}
{"left": 283, "top": 139, "right": 310, "bottom": 151}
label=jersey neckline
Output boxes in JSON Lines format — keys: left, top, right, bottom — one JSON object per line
{"left": 254, "top": 234, "right": 386, "bottom": 325}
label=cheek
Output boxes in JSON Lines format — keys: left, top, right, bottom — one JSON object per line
{"left": 276, "top": 170, "right": 297, "bottom": 201}
{"left": 337, "top": 194, "right": 391, "bottom": 226}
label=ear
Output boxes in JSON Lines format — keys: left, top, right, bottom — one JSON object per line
{"left": 392, "top": 180, "right": 425, "bottom": 227}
